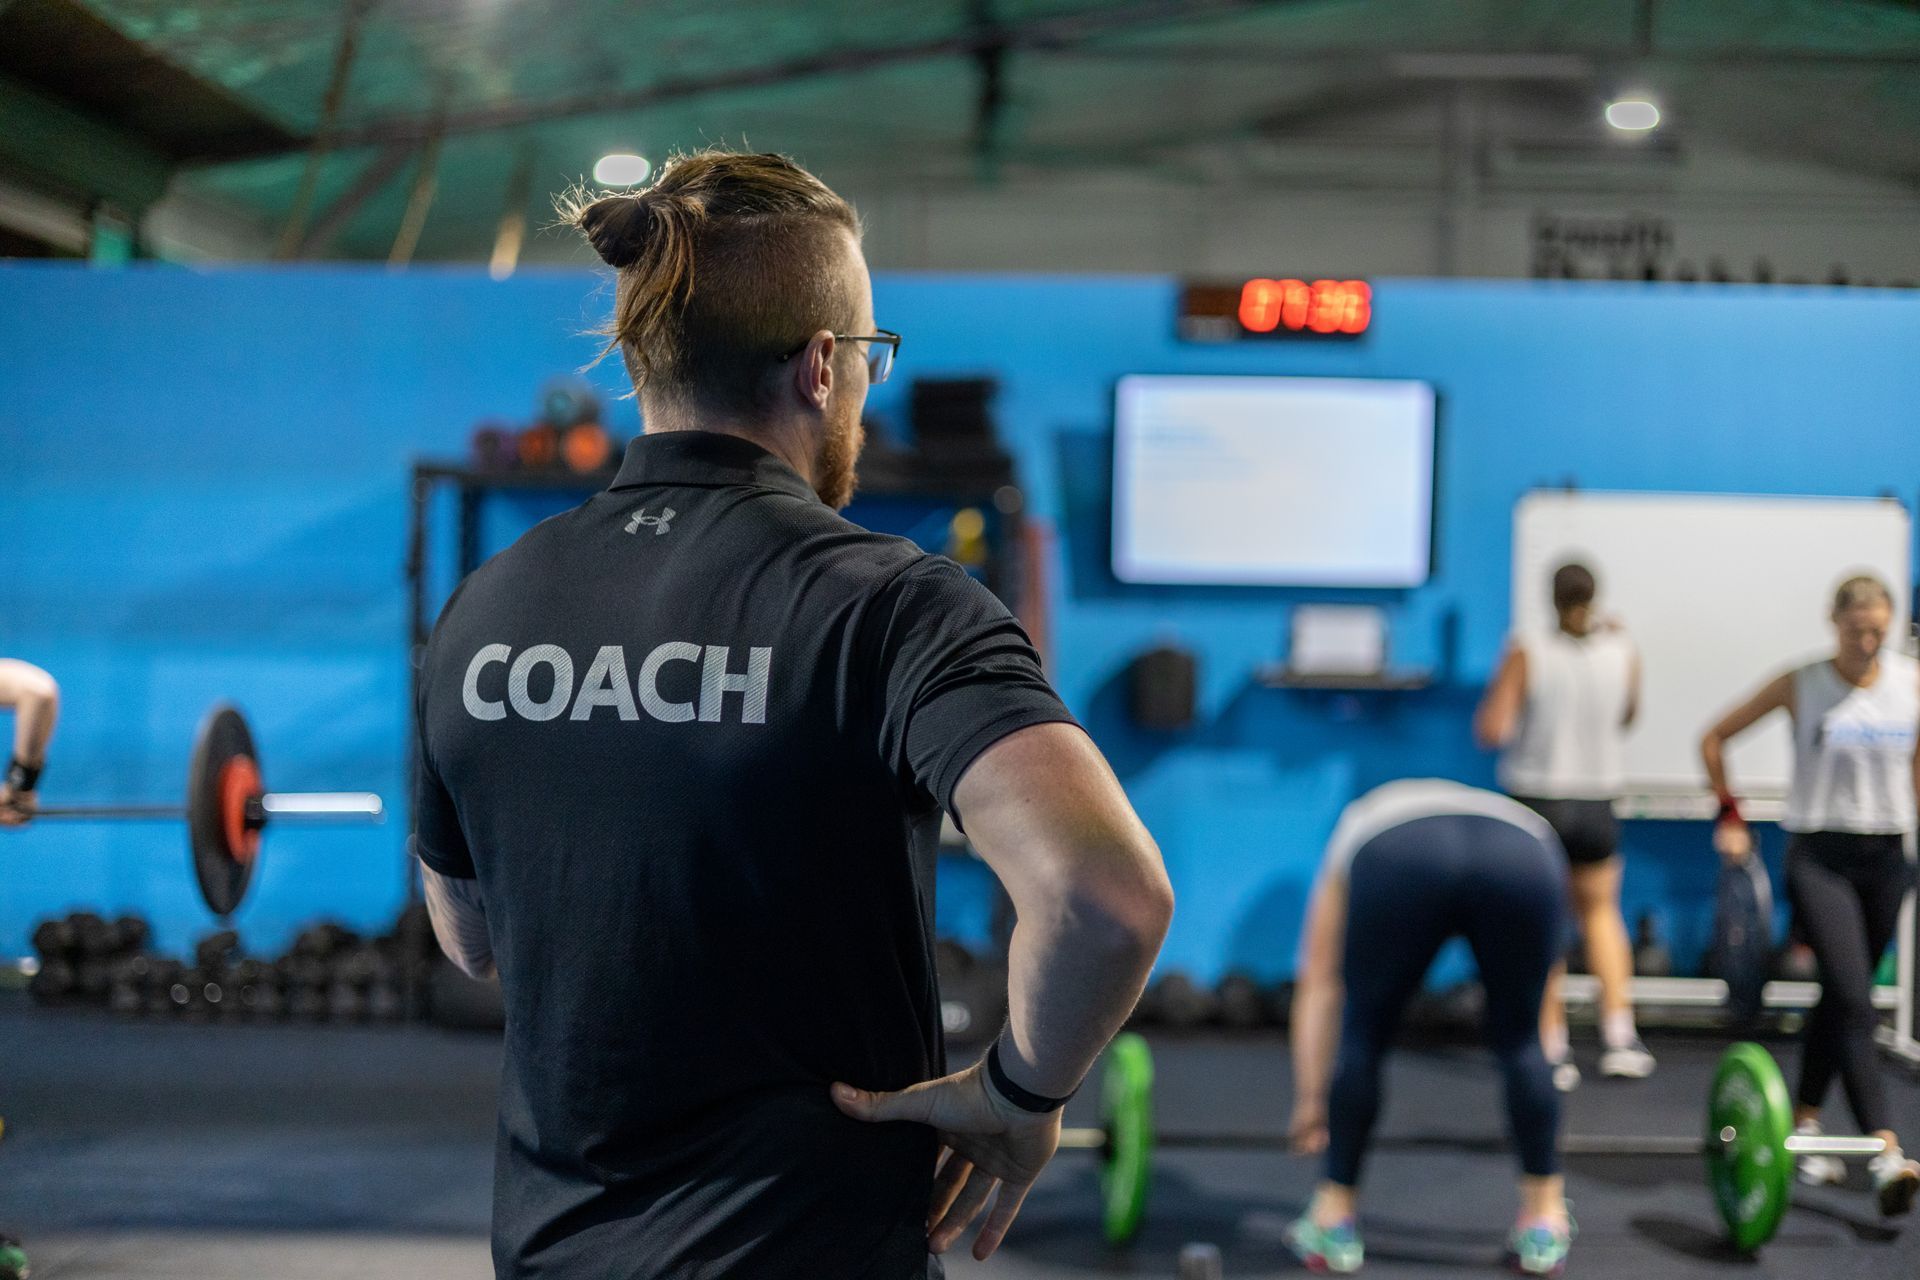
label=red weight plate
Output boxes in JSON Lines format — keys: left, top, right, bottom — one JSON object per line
{"left": 187, "top": 704, "right": 262, "bottom": 916}
{"left": 220, "top": 755, "right": 263, "bottom": 865}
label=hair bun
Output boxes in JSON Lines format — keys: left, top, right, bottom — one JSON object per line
{"left": 579, "top": 193, "right": 652, "bottom": 269}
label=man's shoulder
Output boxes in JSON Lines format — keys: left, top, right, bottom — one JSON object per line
{"left": 430, "top": 507, "right": 582, "bottom": 619}
{"left": 772, "top": 504, "right": 951, "bottom": 596}
{"left": 429, "top": 494, "right": 958, "bottom": 629}
{"left": 777, "top": 517, "right": 1011, "bottom": 642}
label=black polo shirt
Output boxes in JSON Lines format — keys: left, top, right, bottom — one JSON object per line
{"left": 414, "top": 430, "right": 1076, "bottom": 1279}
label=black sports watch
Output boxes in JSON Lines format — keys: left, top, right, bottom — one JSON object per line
{"left": 985, "top": 1038, "right": 1077, "bottom": 1114}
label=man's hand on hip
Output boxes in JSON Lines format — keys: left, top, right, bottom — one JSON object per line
{"left": 832, "top": 1060, "right": 1060, "bottom": 1261}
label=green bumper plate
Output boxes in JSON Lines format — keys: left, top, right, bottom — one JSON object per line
{"left": 1100, "top": 1032, "right": 1155, "bottom": 1246}
{"left": 1706, "top": 1041, "right": 1795, "bottom": 1252}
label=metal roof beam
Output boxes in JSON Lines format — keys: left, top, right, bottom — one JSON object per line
{"left": 200, "top": 0, "right": 1310, "bottom": 159}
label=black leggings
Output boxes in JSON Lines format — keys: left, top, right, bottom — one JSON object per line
{"left": 1787, "top": 832, "right": 1913, "bottom": 1134}
{"left": 1328, "top": 815, "right": 1568, "bottom": 1186}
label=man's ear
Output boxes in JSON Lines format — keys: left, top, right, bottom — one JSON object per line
{"left": 790, "top": 330, "right": 836, "bottom": 410}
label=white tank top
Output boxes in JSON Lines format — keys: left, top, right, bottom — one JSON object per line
{"left": 1783, "top": 650, "right": 1918, "bottom": 835}
{"left": 1497, "top": 629, "right": 1636, "bottom": 800}
{"left": 1321, "top": 779, "right": 1556, "bottom": 885}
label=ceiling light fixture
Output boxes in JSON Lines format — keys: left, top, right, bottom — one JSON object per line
{"left": 1605, "top": 99, "right": 1661, "bottom": 132}
{"left": 594, "top": 153, "right": 652, "bottom": 186}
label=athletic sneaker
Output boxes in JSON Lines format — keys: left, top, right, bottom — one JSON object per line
{"left": 1794, "top": 1119, "right": 1846, "bottom": 1187}
{"left": 1506, "top": 1213, "right": 1575, "bottom": 1277}
{"left": 1285, "top": 1214, "right": 1364, "bottom": 1274}
{"left": 1598, "top": 1038, "right": 1656, "bottom": 1079}
{"left": 1550, "top": 1055, "right": 1581, "bottom": 1093}
{"left": 1869, "top": 1145, "right": 1920, "bottom": 1217}
{"left": 0, "top": 1232, "right": 27, "bottom": 1280}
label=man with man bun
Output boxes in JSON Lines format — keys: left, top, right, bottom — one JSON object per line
{"left": 412, "top": 150, "right": 1172, "bottom": 1278}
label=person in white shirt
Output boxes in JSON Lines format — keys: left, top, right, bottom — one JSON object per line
{"left": 1477, "top": 563, "right": 1651, "bottom": 1086}
{"left": 1701, "top": 574, "right": 1920, "bottom": 1217}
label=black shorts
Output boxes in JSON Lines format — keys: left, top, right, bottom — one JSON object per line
{"left": 1510, "top": 796, "right": 1618, "bottom": 866}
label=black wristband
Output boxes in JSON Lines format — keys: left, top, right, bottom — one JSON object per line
{"left": 985, "top": 1039, "right": 1075, "bottom": 1114}
{"left": 4, "top": 758, "right": 39, "bottom": 794}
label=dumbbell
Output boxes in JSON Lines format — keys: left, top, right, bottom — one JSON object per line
{"left": 139, "top": 958, "right": 183, "bottom": 1017}
{"left": 194, "top": 929, "right": 241, "bottom": 972}
{"left": 105, "top": 952, "right": 152, "bottom": 1015}
{"left": 112, "top": 914, "right": 150, "bottom": 954}
{"left": 1151, "top": 973, "right": 1219, "bottom": 1030}
{"left": 30, "top": 917, "right": 76, "bottom": 963}
{"left": 69, "top": 911, "right": 114, "bottom": 959}
{"left": 31, "top": 910, "right": 158, "bottom": 1008}
{"left": 28, "top": 959, "right": 76, "bottom": 1005}
{"left": 1214, "top": 973, "right": 1266, "bottom": 1031}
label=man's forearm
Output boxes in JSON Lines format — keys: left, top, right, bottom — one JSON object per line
{"left": 949, "top": 722, "right": 1173, "bottom": 1102}
{"left": 419, "top": 861, "right": 496, "bottom": 980}
{"left": 995, "top": 887, "right": 1169, "bottom": 1101}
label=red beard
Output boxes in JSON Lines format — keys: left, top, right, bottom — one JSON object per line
{"left": 814, "top": 416, "right": 865, "bottom": 510}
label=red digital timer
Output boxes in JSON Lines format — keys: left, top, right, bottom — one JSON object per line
{"left": 1177, "top": 279, "right": 1372, "bottom": 341}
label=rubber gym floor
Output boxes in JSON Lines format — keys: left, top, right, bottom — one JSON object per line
{"left": 2, "top": 995, "right": 1917, "bottom": 1279}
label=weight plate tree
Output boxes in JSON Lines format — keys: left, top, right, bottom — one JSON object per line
{"left": 28, "top": 702, "right": 384, "bottom": 916}
{"left": 1057, "top": 1036, "right": 1883, "bottom": 1251}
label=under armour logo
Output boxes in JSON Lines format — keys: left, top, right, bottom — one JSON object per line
{"left": 625, "top": 507, "right": 675, "bottom": 536}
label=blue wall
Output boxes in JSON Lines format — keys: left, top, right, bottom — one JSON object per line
{"left": 2, "top": 264, "right": 1916, "bottom": 977}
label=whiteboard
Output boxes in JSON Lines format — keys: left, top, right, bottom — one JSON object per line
{"left": 1512, "top": 492, "right": 1911, "bottom": 798}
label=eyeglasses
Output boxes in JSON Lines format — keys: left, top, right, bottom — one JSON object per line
{"left": 779, "top": 329, "right": 901, "bottom": 384}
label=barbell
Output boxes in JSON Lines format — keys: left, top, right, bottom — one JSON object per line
{"left": 22, "top": 703, "right": 384, "bottom": 916}
{"left": 1054, "top": 1035, "right": 1884, "bottom": 1252}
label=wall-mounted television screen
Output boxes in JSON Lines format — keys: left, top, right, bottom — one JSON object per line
{"left": 1111, "top": 374, "right": 1436, "bottom": 587}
